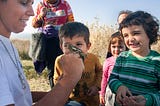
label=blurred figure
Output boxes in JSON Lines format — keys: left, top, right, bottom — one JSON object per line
{"left": 31, "top": 0, "right": 74, "bottom": 88}
{"left": 117, "top": 10, "right": 132, "bottom": 24}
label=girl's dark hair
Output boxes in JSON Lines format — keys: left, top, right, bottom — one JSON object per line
{"left": 119, "top": 11, "right": 160, "bottom": 45}
{"left": 106, "top": 31, "right": 125, "bottom": 58}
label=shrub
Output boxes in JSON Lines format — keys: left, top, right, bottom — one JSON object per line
{"left": 11, "top": 39, "right": 31, "bottom": 60}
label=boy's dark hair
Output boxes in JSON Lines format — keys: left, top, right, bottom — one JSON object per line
{"left": 59, "top": 22, "right": 90, "bottom": 45}
{"left": 119, "top": 11, "right": 160, "bottom": 45}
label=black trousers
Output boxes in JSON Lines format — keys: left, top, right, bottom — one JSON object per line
{"left": 45, "top": 37, "right": 63, "bottom": 88}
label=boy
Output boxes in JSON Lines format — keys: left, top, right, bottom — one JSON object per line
{"left": 54, "top": 22, "right": 102, "bottom": 106}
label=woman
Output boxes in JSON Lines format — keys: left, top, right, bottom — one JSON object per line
{"left": 0, "top": 0, "right": 83, "bottom": 105}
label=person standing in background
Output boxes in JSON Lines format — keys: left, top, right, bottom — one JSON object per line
{"left": 117, "top": 10, "right": 132, "bottom": 25}
{"left": 31, "top": 0, "right": 74, "bottom": 88}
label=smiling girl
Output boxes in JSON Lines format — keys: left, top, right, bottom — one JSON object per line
{"left": 99, "top": 31, "right": 126, "bottom": 106}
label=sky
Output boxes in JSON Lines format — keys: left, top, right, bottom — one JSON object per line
{"left": 11, "top": 0, "right": 160, "bottom": 39}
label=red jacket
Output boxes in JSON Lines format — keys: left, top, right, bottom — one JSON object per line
{"left": 32, "top": 0, "right": 74, "bottom": 28}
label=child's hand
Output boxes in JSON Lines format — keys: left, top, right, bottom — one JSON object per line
{"left": 116, "top": 85, "right": 132, "bottom": 105}
{"left": 122, "top": 95, "right": 146, "bottom": 106}
{"left": 132, "top": 95, "right": 146, "bottom": 104}
{"left": 87, "top": 86, "right": 99, "bottom": 96}
{"left": 39, "top": 2, "right": 47, "bottom": 18}
{"left": 99, "top": 95, "right": 105, "bottom": 105}
{"left": 40, "top": 7, "right": 47, "bottom": 18}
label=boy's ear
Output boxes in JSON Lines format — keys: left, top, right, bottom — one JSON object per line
{"left": 60, "top": 44, "right": 63, "bottom": 50}
{"left": 87, "top": 42, "right": 91, "bottom": 49}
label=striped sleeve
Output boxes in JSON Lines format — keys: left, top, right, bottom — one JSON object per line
{"left": 109, "top": 51, "right": 160, "bottom": 106}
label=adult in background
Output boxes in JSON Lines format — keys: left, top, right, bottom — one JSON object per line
{"left": 117, "top": 10, "right": 132, "bottom": 25}
{"left": 0, "top": 0, "right": 83, "bottom": 105}
{"left": 31, "top": 0, "right": 74, "bottom": 88}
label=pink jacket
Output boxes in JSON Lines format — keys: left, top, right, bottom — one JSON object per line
{"left": 99, "top": 56, "right": 116, "bottom": 96}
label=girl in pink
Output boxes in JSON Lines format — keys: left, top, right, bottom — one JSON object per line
{"left": 99, "top": 31, "right": 126, "bottom": 106}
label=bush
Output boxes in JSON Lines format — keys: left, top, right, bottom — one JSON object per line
{"left": 11, "top": 39, "right": 31, "bottom": 60}
{"left": 88, "top": 22, "right": 115, "bottom": 62}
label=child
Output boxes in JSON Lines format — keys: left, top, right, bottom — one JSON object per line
{"left": 109, "top": 11, "right": 160, "bottom": 106}
{"left": 99, "top": 31, "right": 126, "bottom": 106}
{"left": 54, "top": 22, "right": 102, "bottom": 106}
{"left": 31, "top": 0, "right": 74, "bottom": 88}
{"left": 106, "top": 10, "right": 131, "bottom": 58}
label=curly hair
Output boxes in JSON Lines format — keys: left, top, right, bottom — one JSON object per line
{"left": 119, "top": 11, "right": 160, "bottom": 45}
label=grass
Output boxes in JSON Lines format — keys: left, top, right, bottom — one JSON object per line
{"left": 22, "top": 60, "right": 50, "bottom": 91}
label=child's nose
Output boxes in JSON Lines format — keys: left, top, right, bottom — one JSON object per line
{"left": 128, "top": 35, "right": 135, "bottom": 41}
{"left": 115, "top": 47, "right": 119, "bottom": 51}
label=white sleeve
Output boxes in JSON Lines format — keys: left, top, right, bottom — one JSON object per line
{"left": 0, "top": 56, "right": 14, "bottom": 105}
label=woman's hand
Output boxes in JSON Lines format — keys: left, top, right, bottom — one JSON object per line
{"left": 60, "top": 53, "right": 84, "bottom": 82}
{"left": 39, "top": 7, "right": 47, "bottom": 18}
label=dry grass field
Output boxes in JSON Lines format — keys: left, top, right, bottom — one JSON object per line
{"left": 11, "top": 23, "right": 160, "bottom": 91}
